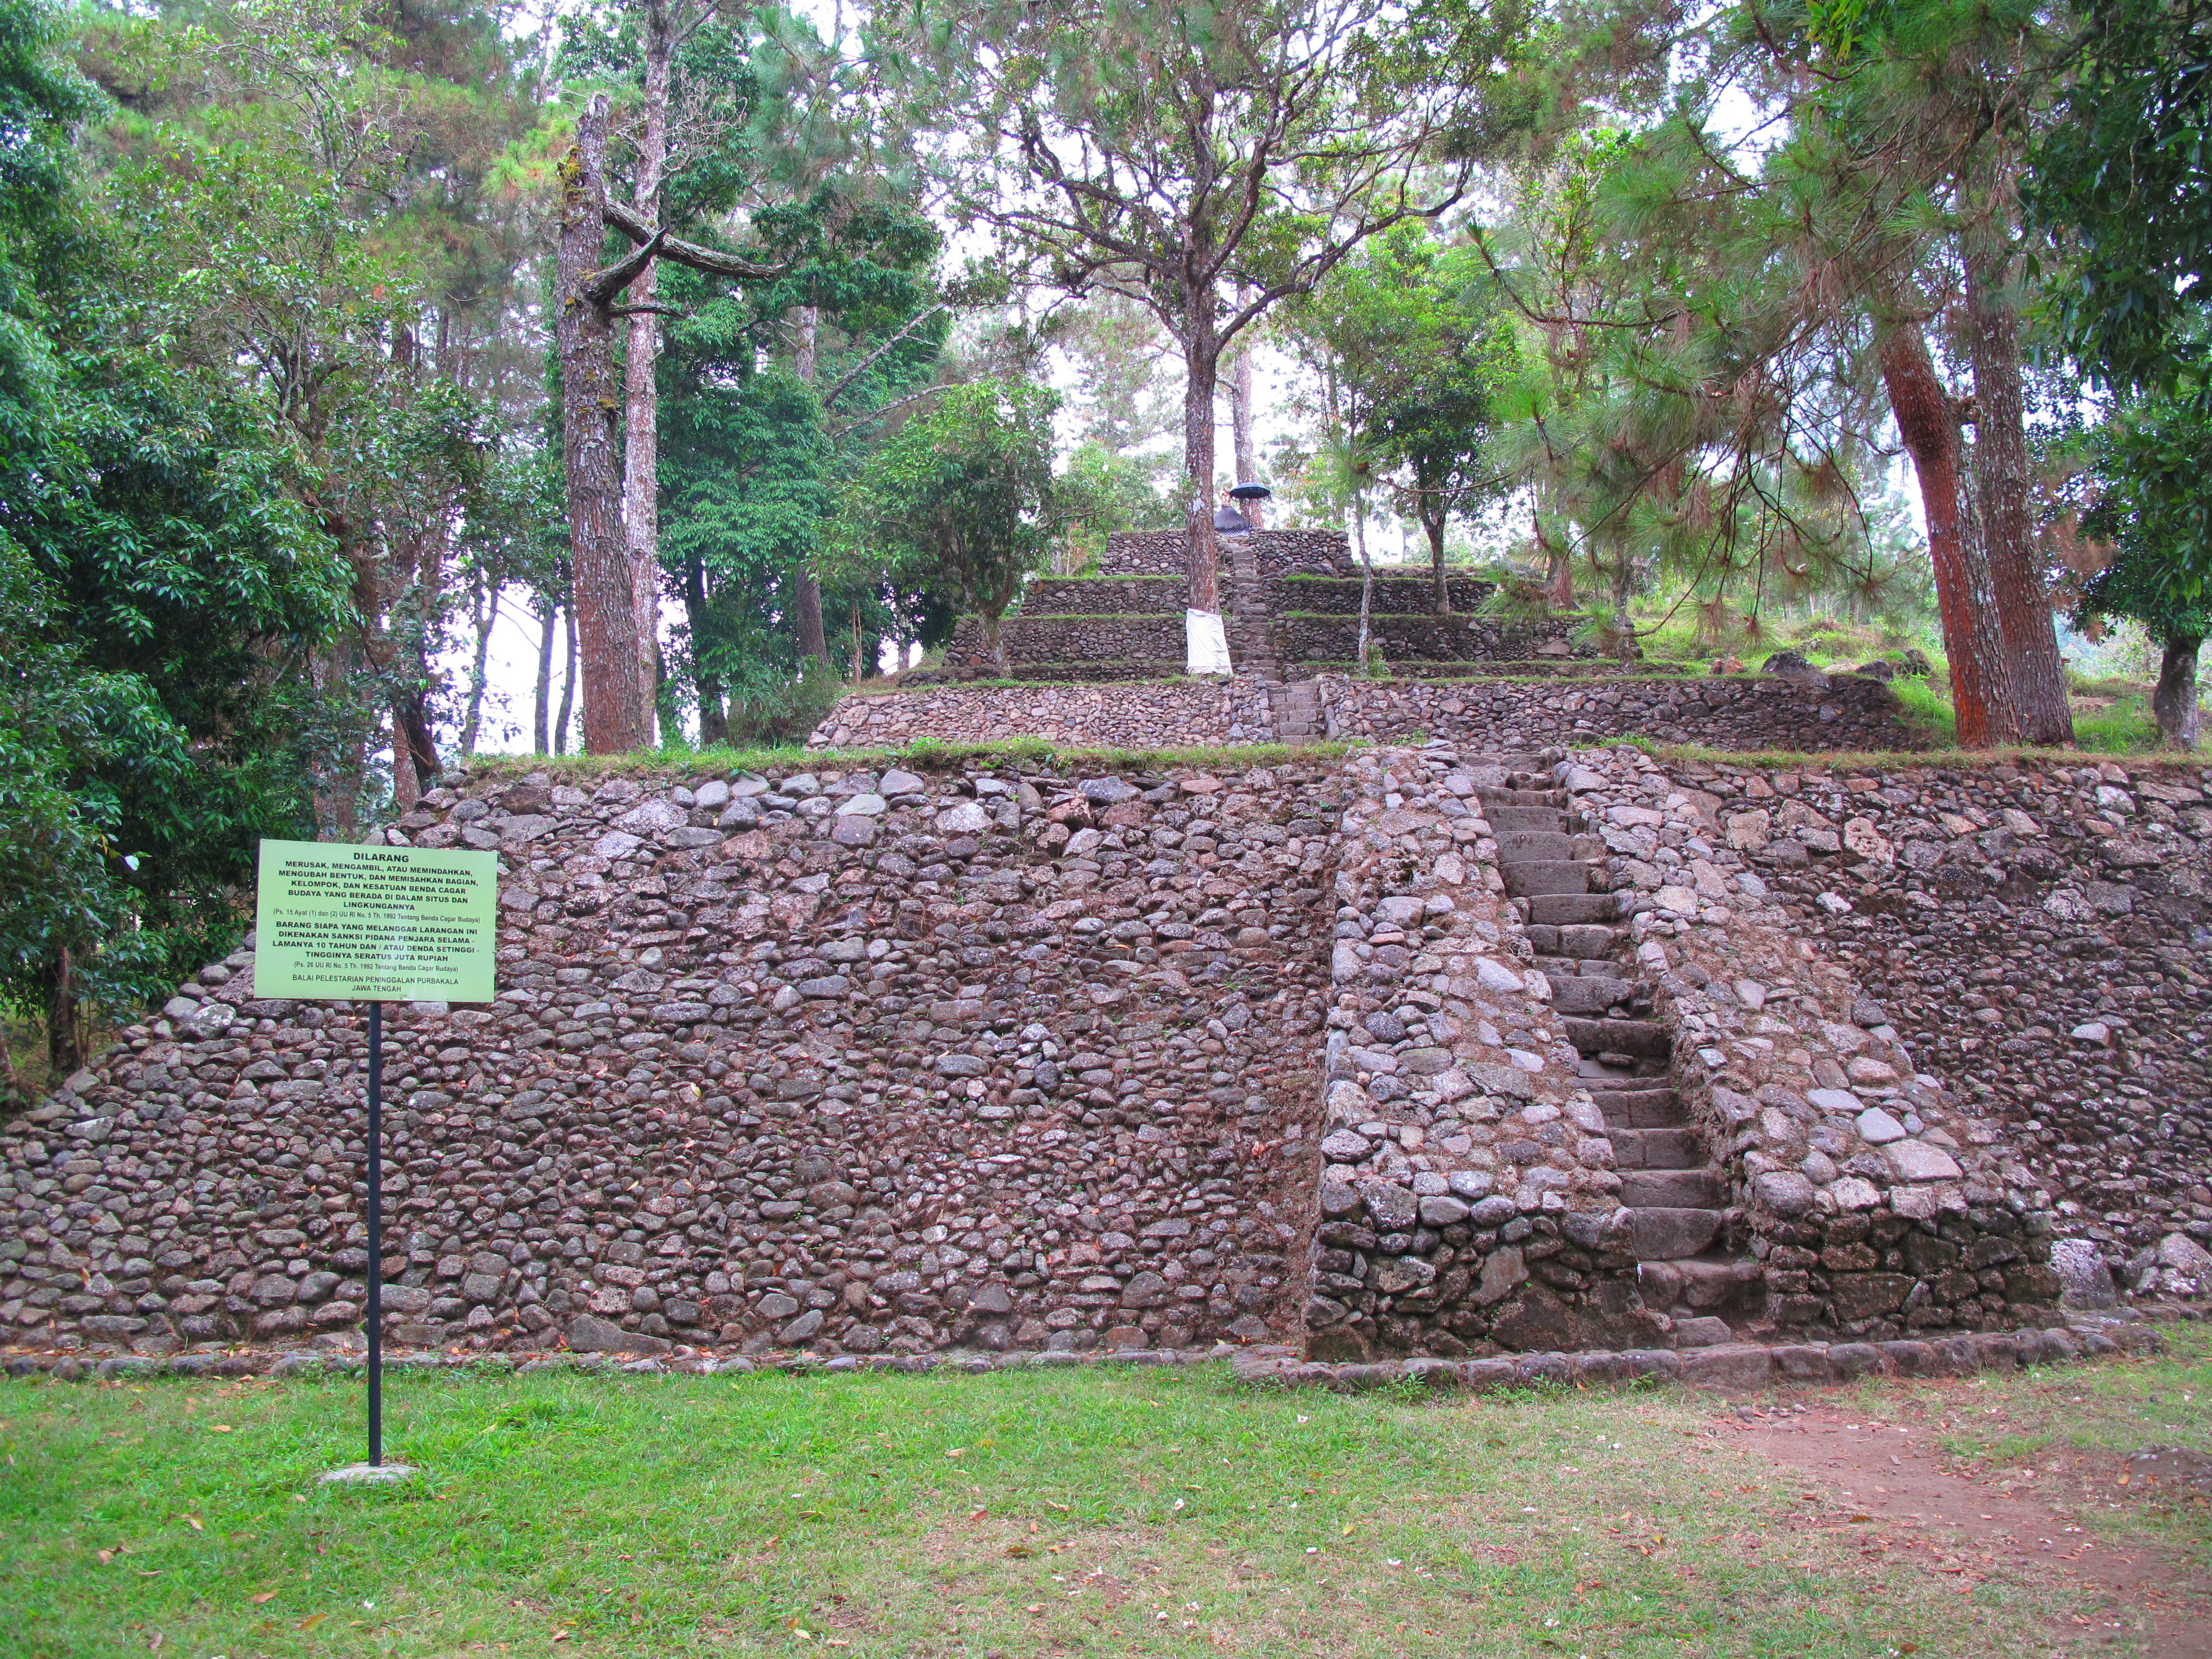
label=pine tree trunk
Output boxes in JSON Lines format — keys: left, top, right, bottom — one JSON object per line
{"left": 391, "top": 704, "right": 421, "bottom": 808}
{"left": 316, "top": 641, "right": 364, "bottom": 838}
{"left": 532, "top": 598, "right": 556, "bottom": 754}
{"left": 459, "top": 578, "right": 499, "bottom": 759}
{"left": 1353, "top": 489, "right": 1376, "bottom": 672}
{"left": 1182, "top": 335, "right": 1222, "bottom": 615}
{"left": 558, "top": 94, "right": 651, "bottom": 754}
{"left": 1966, "top": 243, "right": 2074, "bottom": 745}
{"left": 1229, "top": 349, "right": 1260, "bottom": 526}
{"left": 1534, "top": 490, "right": 1574, "bottom": 609}
{"left": 684, "top": 547, "right": 727, "bottom": 745}
{"left": 393, "top": 689, "right": 438, "bottom": 799}
{"left": 781, "top": 304, "right": 832, "bottom": 666}
{"left": 2156, "top": 639, "right": 2201, "bottom": 750}
{"left": 555, "top": 586, "right": 578, "bottom": 755}
{"left": 1876, "top": 323, "right": 2009, "bottom": 748}
{"left": 623, "top": 0, "right": 673, "bottom": 748}
{"left": 791, "top": 569, "right": 829, "bottom": 665}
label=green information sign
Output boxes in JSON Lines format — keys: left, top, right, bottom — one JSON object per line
{"left": 254, "top": 840, "right": 500, "bottom": 1002}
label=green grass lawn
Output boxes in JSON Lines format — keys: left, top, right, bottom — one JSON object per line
{"left": 5, "top": 1340, "right": 2209, "bottom": 1659}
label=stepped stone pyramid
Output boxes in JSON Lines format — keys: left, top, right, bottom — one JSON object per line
{"left": 12, "top": 741, "right": 2189, "bottom": 1370}
{"left": 939, "top": 530, "right": 1595, "bottom": 686}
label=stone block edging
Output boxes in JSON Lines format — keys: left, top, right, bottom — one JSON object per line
{"left": 12, "top": 1340, "right": 1256, "bottom": 1384}
{"left": 14, "top": 1311, "right": 2186, "bottom": 1388}
{"left": 1231, "top": 1317, "right": 2173, "bottom": 1395}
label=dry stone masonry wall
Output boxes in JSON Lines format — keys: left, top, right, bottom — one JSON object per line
{"left": 1555, "top": 748, "right": 2070, "bottom": 1340}
{"left": 1019, "top": 579, "right": 1190, "bottom": 616}
{"left": 1304, "top": 748, "right": 1659, "bottom": 1359}
{"left": 5, "top": 743, "right": 2205, "bottom": 1365}
{"left": 944, "top": 616, "right": 1187, "bottom": 673}
{"left": 810, "top": 673, "right": 1916, "bottom": 755}
{"left": 1270, "top": 576, "right": 1502, "bottom": 615}
{"left": 1708, "top": 755, "right": 2212, "bottom": 1302}
{"left": 1, "top": 759, "right": 1347, "bottom": 1359}
{"left": 1100, "top": 529, "right": 1352, "bottom": 579}
{"left": 808, "top": 680, "right": 1275, "bottom": 752}
{"left": 1318, "top": 673, "right": 1918, "bottom": 754}
{"left": 1279, "top": 616, "right": 1588, "bottom": 667}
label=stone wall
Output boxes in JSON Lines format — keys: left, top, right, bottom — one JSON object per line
{"left": 1101, "top": 530, "right": 1352, "bottom": 579}
{"left": 0, "top": 758, "right": 1346, "bottom": 1359}
{"left": 1380, "top": 661, "right": 1698, "bottom": 682}
{"left": 1271, "top": 576, "right": 1500, "bottom": 615}
{"left": 812, "top": 671, "right": 1918, "bottom": 754}
{"left": 808, "top": 680, "right": 1275, "bottom": 751}
{"left": 1280, "top": 614, "right": 1589, "bottom": 665}
{"left": 902, "top": 661, "right": 1180, "bottom": 687}
{"left": 1019, "top": 578, "right": 1188, "bottom": 617}
{"left": 6, "top": 740, "right": 2197, "bottom": 1365}
{"left": 1319, "top": 673, "right": 1919, "bottom": 754}
{"left": 945, "top": 616, "right": 1185, "bottom": 671}
{"left": 1712, "top": 755, "right": 2212, "bottom": 1300}
{"left": 1554, "top": 748, "right": 2068, "bottom": 1339}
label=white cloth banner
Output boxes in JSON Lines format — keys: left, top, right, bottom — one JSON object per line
{"left": 1186, "top": 609, "right": 1232, "bottom": 675}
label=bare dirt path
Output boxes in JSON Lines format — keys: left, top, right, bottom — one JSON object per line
{"left": 1727, "top": 1404, "right": 2211, "bottom": 1656}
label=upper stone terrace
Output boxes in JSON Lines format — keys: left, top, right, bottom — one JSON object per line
{"left": 941, "top": 530, "right": 1593, "bottom": 681}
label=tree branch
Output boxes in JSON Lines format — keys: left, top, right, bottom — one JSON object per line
{"left": 829, "top": 382, "right": 947, "bottom": 438}
{"left": 583, "top": 229, "right": 666, "bottom": 305}
{"left": 603, "top": 198, "right": 793, "bottom": 280}
{"left": 820, "top": 303, "right": 950, "bottom": 407}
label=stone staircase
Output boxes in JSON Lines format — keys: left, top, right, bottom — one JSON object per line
{"left": 1477, "top": 755, "right": 1766, "bottom": 1335}
{"left": 1224, "top": 537, "right": 1325, "bottom": 747}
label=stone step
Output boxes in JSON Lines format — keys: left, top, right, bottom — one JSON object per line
{"left": 1591, "top": 1086, "right": 1687, "bottom": 1129}
{"left": 1561, "top": 1016, "right": 1669, "bottom": 1059}
{"left": 1500, "top": 861, "right": 1590, "bottom": 898}
{"left": 1617, "top": 1168, "right": 1726, "bottom": 1209}
{"left": 1575, "top": 1055, "right": 1646, "bottom": 1084}
{"left": 1558, "top": 923, "right": 1619, "bottom": 959}
{"left": 1640, "top": 1257, "right": 1767, "bottom": 1315}
{"left": 1475, "top": 787, "right": 1567, "bottom": 809}
{"left": 1624, "top": 1207, "right": 1724, "bottom": 1261}
{"left": 1548, "top": 975, "right": 1634, "bottom": 1015}
{"left": 1495, "top": 829, "right": 1575, "bottom": 863}
{"left": 1484, "top": 804, "right": 1568, "bottom": 832}
{"left": 1524, "top": 893, "right": 1619, "bottom": 926}
{"left": 1608, "top": 1126, "right": 1705, "bottom": 1169}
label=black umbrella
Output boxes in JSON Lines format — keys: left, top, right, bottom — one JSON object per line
{"left": 1228, "top": 482, "right": 1272, "bottom": 501}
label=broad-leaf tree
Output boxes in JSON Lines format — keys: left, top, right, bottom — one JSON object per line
{"left": 905, "top": 0, "right": 1536, "bottom": 630}
{"left": 836, "top": 381, "right": 1065, "bottom": 673}
{"left": 2075, "top": 394, "right": 2212, "bottom": 747}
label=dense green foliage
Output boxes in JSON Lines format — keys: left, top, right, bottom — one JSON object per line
{"left": 835, "top": 382, "right": 1069, "bottom": 671}
{"left": 0, "top": 0, "right": 352, "bottom": 1078}
{"left": 2075, "top": 394, "right": 2212, "bottom": 747}
{"left": 2030, "top": 0, "right": 2212, "bottom": 398}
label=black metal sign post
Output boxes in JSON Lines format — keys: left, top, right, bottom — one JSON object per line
{"left": 365, "top": 999, "right": 384, "bottom": 1466}
{"left": 259, "top": 837, "right": 497, "bottom": 1487}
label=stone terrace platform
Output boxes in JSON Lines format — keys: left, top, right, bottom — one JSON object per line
{"left": 939, "top": 532, "right": 1592, "bottom": 685}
